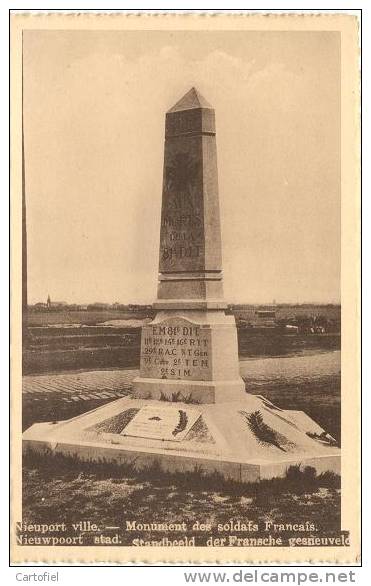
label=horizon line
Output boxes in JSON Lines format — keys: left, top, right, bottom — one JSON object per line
{"left": 28, "top": 299, "right": 342, "bottom": 306}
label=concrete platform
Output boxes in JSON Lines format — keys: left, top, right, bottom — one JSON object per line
{"left": 23, "top": 394, "right": 340, "bottom": 482}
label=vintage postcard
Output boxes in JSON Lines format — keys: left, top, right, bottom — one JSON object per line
{"left": 10, "top": 12, "right": 360, "bottom": 564}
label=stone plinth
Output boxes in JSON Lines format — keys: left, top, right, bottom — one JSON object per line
{"left": 133, "top": 311, "right": 245, "bottom": 403}
{"left": 134, "top": 310, "right": 245, "bottom": 403}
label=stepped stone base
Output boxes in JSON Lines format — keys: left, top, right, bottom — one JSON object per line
{"left": 23, "top": 394, "right": 340, "bottom": 482}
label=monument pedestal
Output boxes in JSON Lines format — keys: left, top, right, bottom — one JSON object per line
{"left": 133, "top": 310, "right": 245, "bottom": 404}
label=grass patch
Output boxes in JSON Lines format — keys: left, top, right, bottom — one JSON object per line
{"left": 23, "top": 449, "right": 340, "bottom": 498}
{"left": 22, "top": 450, "right": 341, "bottom": 545}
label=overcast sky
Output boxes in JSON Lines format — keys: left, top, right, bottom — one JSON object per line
{"left": 24, "top": 30, "right": 340, "bottom": 304}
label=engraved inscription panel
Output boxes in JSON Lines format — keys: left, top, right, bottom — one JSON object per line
{"left": 140, "top": 318, "right": 212, "bottom": 381}
{"left": 159, "top": 145, "right": 205, "bottom": 273}
{"left": 122, "top": 405, "right": 201, "bottom": 442}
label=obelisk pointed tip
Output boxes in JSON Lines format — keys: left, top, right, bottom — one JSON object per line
{"left": 167, "top": 87, "right": 213, "bottom": 113}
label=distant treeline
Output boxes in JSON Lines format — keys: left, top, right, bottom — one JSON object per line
{"left": 29, "top": 302, "right": 340, "bottom": 312}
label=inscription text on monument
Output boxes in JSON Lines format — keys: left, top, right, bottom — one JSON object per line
{"left": 140, "top": 319, "right": 212, "bottom": 381}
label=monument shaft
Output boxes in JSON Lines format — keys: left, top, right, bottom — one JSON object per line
{"left": 134, "top": 88, "right": 245, "bottom": 403}
{"left": 156, "top": 90, "right": 224, "bottom": 308}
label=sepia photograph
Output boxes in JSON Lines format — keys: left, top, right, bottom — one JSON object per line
{"left": 10, "top": 12, "right": 360, "bottom": 565}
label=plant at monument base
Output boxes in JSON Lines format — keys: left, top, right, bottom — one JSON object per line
{"left": 160, "top": 390, "right": 182, "bottom": 402}
{"left": 241, "top": 410, "right": 287, "bottom": 452}
{"left": 136, "top": 392, "right": 151, "bottom": 400}
{"left": 284, "top": 464, "right": 317, "bottom": 493}
{"left": 183, "top": 393, "right": 199, "bottom": 404}
{"left": 159, "top": 391, "right": 199, "bottom": 404}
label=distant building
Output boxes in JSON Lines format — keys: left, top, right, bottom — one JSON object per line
{"left": 254, "top": 306, "right": 276, "bottom": 327}
{"left": 33, "top": 302, "right": 48, "bottom": 310}
{"left": 46, "top": 295, "right": 68, "bottom": 310}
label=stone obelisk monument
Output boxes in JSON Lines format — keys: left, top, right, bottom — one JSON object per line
{"left": 24, "top": 88, "right": 340, "bottom": 481}
{"left": 133, "top": 88, "right": 245, "bottom": 403}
